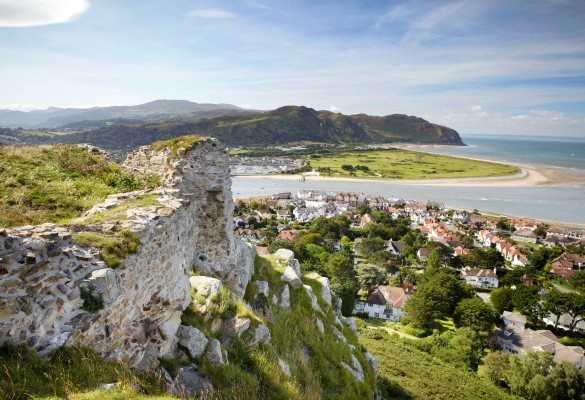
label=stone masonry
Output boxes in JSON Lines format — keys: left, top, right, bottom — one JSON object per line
{"left": 0, "top": 138, "right": 254, "bottom": 368}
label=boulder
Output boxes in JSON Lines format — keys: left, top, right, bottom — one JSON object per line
{"left": 279, "top": 284, "right": 291, "bottom": 308}
{"left": 249, "top": 324, "right": 271, "bottom": 348}
{"left": 364, "top": 352, "right": 379, "bottom": 378}
{"left": 281, "top": 266, "right": 303, "bottom": 289}
{"left": 278, "top": 358, "right": 291, "bottom": 377}
{"left": 341, "top": 354, "right": 364, "bottom": 382}
{"left": 332, "top": 326, "right": 347, "bottom": 344}
{"left": 177, "top": 325, "right": 208, "bottom": 359}
{"left": 274, "top": 248, "right": 295, "bottom": 266}
{"left": 317, "top": 276, "right": 332, "bottom": 305}
{"left": 205, "top": 339, "right": 226, "bottom": 367}
{"left": 253, "top": 280, "right": 270, "bottom": 297}
{"left": 189, "top": 276, "right": 222, "bottom": 298}
{"left": 175, "top": 365, "right": 214, "bottom": 398}
{"left": 303, "top": 285, "right": 323, "bottom": 314}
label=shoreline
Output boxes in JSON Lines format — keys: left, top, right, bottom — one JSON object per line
{"left": 233, "top": 161, "right": 585, "bottom": 188}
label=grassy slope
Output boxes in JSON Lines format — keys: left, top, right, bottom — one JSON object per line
{"left": 0, "top": 255, "right": 376, "bottom": 399}
{"left": 309, "top": 149, "right": 520, "bottom": 180}
{"left": 358, "top": 327, "right": 519, "bottom": 400}
{"left": 0, "top": 145, "right": 145, "bottom": 228}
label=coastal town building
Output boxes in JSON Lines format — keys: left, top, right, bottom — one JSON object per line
{"left": 461, "top": 268, "right": 499, "bottom": 288}
{"left": 353, "top": 285, "right": 409, "bottom": 321}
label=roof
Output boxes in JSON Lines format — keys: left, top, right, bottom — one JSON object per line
{"left": 365, "top": 286, "right": 407, "bottom": 308}
{"left": 496, "top": 325, "right": 557, "bottom": 352}
{"left": 503, "top": 311, "right": 527, "bottom": 324}
{"left": 466, "top": 268, "right": 497, "bottom": 278}
{"left": 513, "top": 229, "right": 538, "bottom": 238}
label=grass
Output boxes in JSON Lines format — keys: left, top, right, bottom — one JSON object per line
{"left": 72, "top": 229, "right": 139, "bottom": 269}
{"left": 0, "top": 145, "right": 145, "bottom": 228}
{"left": 358, "top": 327, "right": 519, "bottom": 400}
{"left": 151, "top": 135, "right": 202, "bottom": 160}
{"left": 308, "top": 149, "right": 519, "bottom": 180}
{"left": 0, "top": 345, "right": 168, "bottom": 400}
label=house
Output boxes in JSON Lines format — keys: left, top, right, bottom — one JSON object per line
{"left": 511, "top": 229, "right": 538, "bottom": 244}
{"left": 503, "top": 311, "right": 526, "bottom": 329}
{"left": 354, "top": 285, "right": 409, "bottom": 321}
{"left": 550, "top": 253, "right": 585, "bottom": 278}
{"left": 417, "top": 247, "right": 431, "bottom": 261}
{"left": 495, "top": 325, "right": 585, "bottom": 370}
{"left": 461, "top": 268, "right": 499, "bottom": 288}
{"left": 276, "top": 209, "right": 292, "bottom": 221}
{"left": 360, "top": 214, "right": 374, "bottom": 228}
{"left": 452, "top": 210, "right": 469, "bottom": 224}
{"left": 387, "top": 239, "right": 406, "bottom": 256}
{"left": 453, "top": 246, "right": 470, "bottom": 257}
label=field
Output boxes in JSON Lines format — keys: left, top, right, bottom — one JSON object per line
{"left": 308, "top": 149, "right": 520, "bottom": 180}
{"left": 358, "top": 327, "right": 518, "bottom": 400}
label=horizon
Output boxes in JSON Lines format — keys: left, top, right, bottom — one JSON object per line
{"left": 0, "top": 1, "right": 584, "bottom": 137}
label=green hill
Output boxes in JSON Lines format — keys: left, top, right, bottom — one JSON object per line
{"left": 16, "top": 106, "right": 463, "bottom": 154}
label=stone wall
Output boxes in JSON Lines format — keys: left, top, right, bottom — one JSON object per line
{"left": 0, "top": 138, "right": 254, "bottom": 368}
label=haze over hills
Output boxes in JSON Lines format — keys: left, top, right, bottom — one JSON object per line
{"left": 1, "top": 101, "right": 463, "bottom": 152}
{"left": 0, "top": 100, "right": 255, "bottom": 128}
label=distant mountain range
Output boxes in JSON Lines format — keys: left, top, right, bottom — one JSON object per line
{"left": 1, "top": 100, "right": 463, "bottom": 151}
{"left": 0, "top": 100, "right": 255, "bottom": 128}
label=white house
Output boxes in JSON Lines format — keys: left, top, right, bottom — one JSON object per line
{"left": 354, "top": 286, "right": 409, "bottom": 321}
{"left": 461, "top": 268, "right": 499, "bottom": 288}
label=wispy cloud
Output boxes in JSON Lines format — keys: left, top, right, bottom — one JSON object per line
{"left": 0, "top": 104, "right": 47, "bottom": 112}
{"left": 402, "top": 1, "right": 468, "bottom": 43}
{"left": 186, "top": 9, "right": 235, "bottom": 19}
{"left": 0, "top": 0, "right": 89, "bottom": 27}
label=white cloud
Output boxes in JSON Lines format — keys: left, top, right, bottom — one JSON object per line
{"left": 329, "top": 105, "right": 341, "bottom": 112}
{"left": 0, "top": 0, "right": 89, "bottom": 27}
{"left": 186, "top": 9, "right": 235, "bottom": 19}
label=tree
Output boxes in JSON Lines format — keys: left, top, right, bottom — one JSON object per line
{"left": 506, "top": 351, "right": 554, "bottom": 399}
{"left": 511, "top": 285, "right": 543, "bottom": 326}
{"left": 356, "top": 237, "right": 387, "bottom": 258}
{"left": 565, "top": 293, "right": 585, "bottom": 333}
{"left": 356, "top": 263, "right": 387, "bottom": 291}
{"left": 327, "top": 247, "right": 358, "bottom": 316}
{"left": 404, "top": 285, "right": 447, "bottom": 329}
{"left": 482, "top": 351, "right": 510, "bottom": 386}
{"left": 568, "top": 270, "right": 585, "bottom": 293}
{"left": 453, "top": 298, "right": 498, "bottom": 333}
{"left": 490, "top": 287, "right": 515, "bottom": 313}
{"left": 542, "top": 289, "right": 571, "bottom": 328}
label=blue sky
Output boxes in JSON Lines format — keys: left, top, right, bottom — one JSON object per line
{"left": 0, "top": 0, "right": 584, "bottom": 136}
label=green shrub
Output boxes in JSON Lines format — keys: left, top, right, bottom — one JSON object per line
{"left": 80, "top": 288, "right": 104, "bottom": 312}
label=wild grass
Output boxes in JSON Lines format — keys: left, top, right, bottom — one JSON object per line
{"left": 0, "top": 145, "right": 145, "bottom": 228}
{"left": 151, "top": 135, "right": 201, "bottom": 160}
{"left": 0, "top": 345, "right": 167, "bottom": 399}
{"left": 358, "top": 327, "right": 517, "bottom": 400}
{"left": 308, "top": 149, "right": 519, "bottom": 180}
{"left": 72, "top": 229, "right": 139, "bottom": 269}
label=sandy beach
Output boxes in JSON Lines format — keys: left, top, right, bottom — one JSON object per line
{"left": 234, "top": 162, "right": 585, "bottom": 188}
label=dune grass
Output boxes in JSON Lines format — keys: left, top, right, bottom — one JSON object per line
{"left": 309, "top": 149, "right": 519, "bottom": 180}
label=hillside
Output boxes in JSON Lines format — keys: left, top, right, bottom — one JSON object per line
{"left": 14, "top": 105, "right": 463, "bottom": 153}
{"left": 0, "top": 100, "right": 254, "bottom": 128}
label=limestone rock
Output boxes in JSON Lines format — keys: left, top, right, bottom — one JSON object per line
{"left": 365, "top": 351, "right": 379, "bottom": 378}
{"left": 205, "top": 339, "right": 227, "bottom": 367}
{"left": 281, "top": 266, "right": 303, "bottom": 289}
{"left": 249, "top": 324, "right": 271, "bottom": 348}
{"left": 342, "top": 317, "right": 359, "bottom": 337}
{"left": 341, "top": 354, "right": 364, "bottom": 382}
{"left": 175, "top": 365, "right": 214, "bottom": 398}
{"left": 332, "top": 326, "right": 347, "bottom": 344}
{"left": 279, "top": 284, "right": 291, "bottom": 308}
{"left": 84, "top": 268, "right": 119, "bottom": 305}
{"left": 303, "top": 284, "right": 323, "bottom": 314}
{"left": 278, "top": 358, "right": 291, "bottom": 377}
{"left": 274, "top": 248, "right": 295, "bottom": 265}
{"left": 177, "top": 325, "right": 209, "bottom": 359}
{"left": 314, "top": 317, "right": 324, "bottom": 333}
{"left": 189, "top": 276, "right": 222, "bottom": 298}
{"left": 254, "top": 280, "right": 270, "bottom": 297}
{"left": 234, "top": 317, "right": 251, "bottom": 337}
{"left": 317, "top": 276, "right": 332, "bottom": 305}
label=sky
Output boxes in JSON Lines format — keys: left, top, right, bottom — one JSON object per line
{"left": 0, "top": 0, "right": 584, "bottom": 136}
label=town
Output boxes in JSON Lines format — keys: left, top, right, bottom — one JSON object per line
{"left": 233, "top": 189, "right": 585, "bottom": 380}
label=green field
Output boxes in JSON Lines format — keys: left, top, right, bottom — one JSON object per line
{"left": 358, "top": 328, "right": 518, "bottom": 400}
{"left": 308, "top": 149, "right": 520, "bottom": 180}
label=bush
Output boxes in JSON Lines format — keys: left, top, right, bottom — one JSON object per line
{"left": 402, "top": 324, "right": 428, "bottom": 337}
{"left": 80, "top": 288, "right": 104, "bottom": 312}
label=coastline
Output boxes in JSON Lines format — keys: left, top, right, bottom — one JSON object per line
{"left": 233, "top": 162, "right": 585, "bottom": 187}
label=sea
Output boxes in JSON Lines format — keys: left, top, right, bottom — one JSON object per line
{"left": 231, "top": 135, "right": 585, "bottom": 226}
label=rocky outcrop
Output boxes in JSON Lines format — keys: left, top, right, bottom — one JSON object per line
{"left": 0, "top": 137, "right": 254, "bottom": 368}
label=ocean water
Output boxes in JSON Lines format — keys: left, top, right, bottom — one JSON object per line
{"left": 231, "top": 135, "right": 585, "bottom": 226}
{"left": 423, "top": 134, "right": 585, "bottom": 171}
